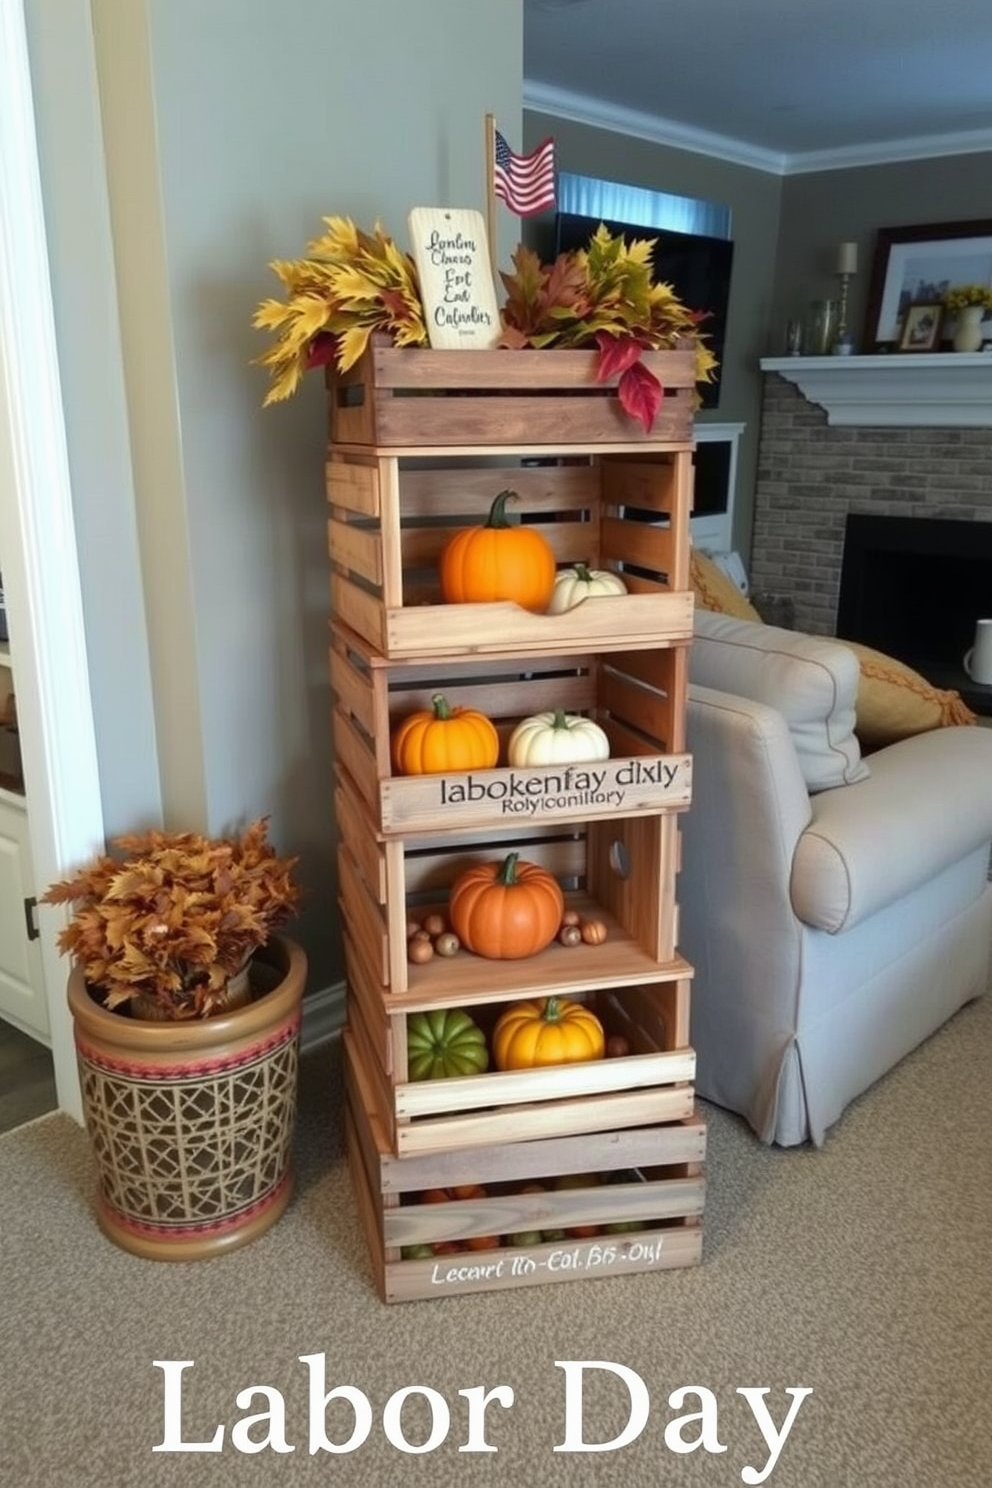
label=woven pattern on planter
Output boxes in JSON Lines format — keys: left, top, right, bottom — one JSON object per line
{"left": 77, "top": 1031, "right": 299, "bottom": 1234}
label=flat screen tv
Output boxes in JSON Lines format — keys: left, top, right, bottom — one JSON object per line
{"left": 553, "top": 210, "right": 734, "bottom": 410}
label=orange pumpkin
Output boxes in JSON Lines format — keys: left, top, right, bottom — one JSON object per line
{"left": 439, "top": 490, "right": 557, "bottom": 613}
{"left": 448, "top": 851, "right": 564, "bottom": 960}
{"left": 391, "top": 693, "right": 499, "bottom": 776}
{"left": 492, "top": 996, "right": 606, "bottom": 1070}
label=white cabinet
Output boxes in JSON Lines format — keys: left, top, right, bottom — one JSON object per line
{"left": 0, "top": 640, "right": 24, "bottom": 791}
{"left": 0, "top": 793, "right": 48, "bottom": 1039}
{"left": 0, "top": 632, "right": 47, "bottom": 1040}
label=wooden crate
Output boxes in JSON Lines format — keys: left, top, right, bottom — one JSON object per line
{"left": 331, "top": 621, "right": 692, "bottom": 836}
{"left": 346, "top": 925, "right": 693, "bottom": 1155}
{"left": 345, "top": 1037, "right": 705, "bottom": 1303}
{"left": 336, "top": 769, "right": 684, "bottom": 996}
{"left": 327, "top": 341, "right": 697, "bottom": 448}
{"left": 327, "top": 448, "right": 694, "bottom": 659}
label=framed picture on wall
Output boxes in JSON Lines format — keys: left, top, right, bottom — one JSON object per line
{"left": 897, "top": 302, "right": 943, "bottom": 352}
{"left": 862, "top": 219, "right": 992, "bottom": 351}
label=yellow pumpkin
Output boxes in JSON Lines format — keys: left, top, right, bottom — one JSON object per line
{"left": 492, "top": 996, "right": 605, "bottom": 1070}
{"left": 439, "top": 490, "right": 556, "bottom": 613}
{"left": 392, "top": 694, "right": 499, "bottom": 775}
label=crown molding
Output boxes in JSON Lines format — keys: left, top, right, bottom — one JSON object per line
{"left": 523, "top": 80, "right": 992, "bottom": 177}
{"left": 786, "top": 126, "right": 992, "bottom": 175}
{"left": 523, "top": 81, "right": 787, "bottom": 174}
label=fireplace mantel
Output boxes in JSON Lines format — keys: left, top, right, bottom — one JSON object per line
{"left": 760, "top": 353, "right": 992, "bottom": 429}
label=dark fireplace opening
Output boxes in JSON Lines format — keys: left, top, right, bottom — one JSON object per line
{"left": 836, "top": 513, "right": 992, "bottom": 712}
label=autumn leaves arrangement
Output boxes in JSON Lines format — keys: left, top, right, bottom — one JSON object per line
{"left": 43, "top": 819, "right": 300, "bottom": 1019}
{"left": 253, "top": 218, "right": 716, "bottom": 429}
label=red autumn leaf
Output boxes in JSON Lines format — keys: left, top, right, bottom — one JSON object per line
{"left": 594, "top": 331, "right": 646, "bottom": 384}
{"left": 379, "top": 287, "right": 417, "bottom": 325}
{"left": 305, "top": 333, "right": 337, "bottom": 369}
{"left": 618, "top": 361, "right": 664, "bottom": 433}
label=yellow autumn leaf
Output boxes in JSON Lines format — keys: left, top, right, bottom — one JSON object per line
{"left": 328, "top": 265, "right": 387, "bottom": 302}
{"left": 335, "top": 323, "right": 374, "bottom": 372}
{"left": 263, "top": 361, "right": 305, "bottom": 405}
{"left": 290, "top": 296, "right": 336, "bottom": 340}
{"left": 308, "top": 215, "right": 362, "bottom": 260}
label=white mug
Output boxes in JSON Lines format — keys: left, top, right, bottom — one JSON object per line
{"left": 964, "top": 618, "right": 992, "bottom": 686}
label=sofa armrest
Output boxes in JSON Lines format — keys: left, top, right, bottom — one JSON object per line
{"left": 681, "top": 683, "right": 813, "bottom": 970}
{"left": 791, "top": 725, "right": 992, "bottom": 932}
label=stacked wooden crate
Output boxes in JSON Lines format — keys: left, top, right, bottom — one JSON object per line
{"left": 327, "top": 339, "right": 706, "bottom": 1302}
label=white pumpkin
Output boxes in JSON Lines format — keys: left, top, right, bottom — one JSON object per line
{"left": 507, "top": 709, "right": 611, "bottom": 767}
{"left": 548, "top": 562, "right": 628, "bottom": 613}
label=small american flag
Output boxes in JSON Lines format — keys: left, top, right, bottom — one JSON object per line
{"left": 493, "top": 129, "right": 557, "bottom": 217}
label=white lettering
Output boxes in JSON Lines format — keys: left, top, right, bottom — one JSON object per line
{"left": 299, "top": 1353, "right": 373, "bottom": 1455}
{"left": 151, "top": 1354, "right": 811, "bottom": 1471}
{"left": 737, "top": 1387, "right": 813, "bottom": 1485}
{"left": 664, "top": 1385, "right": 727, "bottom": 1457}
{"left": 382, "top": 1386, "right": 449, "bottom": 1454}
{"left": 554, "top": 1360, "right": 650, "bottom": 1453}
{"left": 458, "top": 1384, "right": 515, "bottom": 1453}
{"left": 430, "top": 1259, "right": 505, "bottom": 1285}
{"left": 153, "top": 1360, "right": 224, "bottom": 1453}
{"left": 230, "top": 1387, "right": 293, "bottom": 1455}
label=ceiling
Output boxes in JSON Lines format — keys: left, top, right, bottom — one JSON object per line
{"left": 523, "top": 0, "right": 992, "bottom": 173}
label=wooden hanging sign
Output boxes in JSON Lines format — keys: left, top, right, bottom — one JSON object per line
{"left": 407, "top": 207, "right": 501, "bottom": 350}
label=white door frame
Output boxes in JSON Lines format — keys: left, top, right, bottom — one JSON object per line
{"left": 0, "top": 0, "right": 106, "bottom": 1123}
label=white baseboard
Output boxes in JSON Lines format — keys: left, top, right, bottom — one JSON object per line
{"left": 300, "top": 980, "right": 346, "bottom": 1051}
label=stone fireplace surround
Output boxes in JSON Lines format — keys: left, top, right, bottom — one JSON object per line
{"left": 749, "top": 375, "right": 992, "bottom": 646}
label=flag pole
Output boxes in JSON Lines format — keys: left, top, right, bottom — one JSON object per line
{"left": 484, "top": 112, "right": 498, "bottom": 282}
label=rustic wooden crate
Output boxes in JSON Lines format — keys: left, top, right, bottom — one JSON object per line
{"left": 326, "top": 448, "right": 694, "bottom": 659}
{"left": 331, "top": 621, "right": 691, "bottom": 837}
{"left": 344, "top": 1038, "right": 705, "bottom": 1303}
{"left": 327, "top": 341, "right": 697, "bottom": 448}
{"left": 336, "top": 768, "right": 684, "bottom": 996}
{"left": 345, "top": 925, "right": 693, "bottom": 1155}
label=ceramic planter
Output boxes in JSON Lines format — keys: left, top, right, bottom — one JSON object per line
{"left": 67, "top": 934, "right": 307, "bottom": 1261}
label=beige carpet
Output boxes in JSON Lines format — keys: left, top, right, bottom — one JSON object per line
{"left": 2, "top": 991, "right": 991, "bottom": 1488}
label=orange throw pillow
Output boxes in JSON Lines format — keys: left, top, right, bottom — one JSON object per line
{"left": 689, "top": 549, "right": 763, "bottom": 623}
{"left": 842, "top": 640, "right": 977, "bottom": 751}
{"left": 689, "top": 548, "right": 975, "bottom": 749}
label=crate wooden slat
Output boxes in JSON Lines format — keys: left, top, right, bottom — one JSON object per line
{"left": 328, "top": 342, "right": 697, "bottom": 448}
{"left": 346, "top": 933, "right": 694, "bottom": 1154}
{"left": 336, "top": 771, "right": 684, "bottom": 995}
{"left": 331, "top": 621, "right": 691, "bottom": 836}
{"left": 344, "top": 1038, "right": 704, "bottom": 1303}
{"left": 327, "top": 357, "right": 705, "bottom": 1300}
{"left": 327, "top": 447, "right": 694, "bottom": 660}
{"left": 385, "top": 1175, "right": 704, "bottom": 1248}
{"left": 345, "top": 919, "right": 691, "bottom": 1058}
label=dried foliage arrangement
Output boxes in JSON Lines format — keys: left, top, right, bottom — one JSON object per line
{"left": 252, "top": 216, "right": 427, "bottom": 405}
{"left": 497, "top": 225, "right": 717, "bottom": 429}
{"left": 43, "top": 819, "right": 300, "bottom": 1020}
{"left": 253, "top": 218, "right": 716, "bottom": 430}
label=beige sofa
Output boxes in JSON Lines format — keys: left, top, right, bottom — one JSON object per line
{"left": 678, "top": 611, "right": 992, "bottom": 1146}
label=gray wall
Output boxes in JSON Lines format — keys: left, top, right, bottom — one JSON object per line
{"left": 27, "top": 0, "right": 523, "bottom": 991}
{"left": 525, "top": 111, "right": 784, "bottom": 557}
